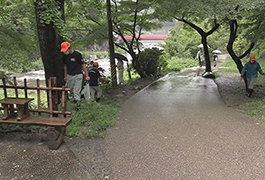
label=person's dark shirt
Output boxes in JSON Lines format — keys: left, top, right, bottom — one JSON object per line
{"left": 89, "top": 68, "right": 101, "bottom": 86}
{"left": 63, "top": 51, "right": 84, "bottom": 75}
{"left": 213, "top": 54, "right": 217, "bottom": 61}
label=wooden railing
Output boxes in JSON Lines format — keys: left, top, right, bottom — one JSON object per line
{"left": 0, "top": 77, "right": 71, "bottom": 117}
{"left": 0, "top": 77, "right": 72, "bottom": 150}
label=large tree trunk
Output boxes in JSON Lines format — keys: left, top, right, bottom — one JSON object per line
{"left": 201, "top": 35, "right": 211, "bottom": 72}
{"left": 34, "top": 0, "right": 64, "bottom": 88}
{"left": 227, "top": 19, "right": 254, "bottom": 92}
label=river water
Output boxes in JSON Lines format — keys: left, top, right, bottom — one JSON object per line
{"left": 4, "top": 53, "right": 227, "bottom": 87}
{"left": 4, "top": 58, "right": 115, "bottom": 87}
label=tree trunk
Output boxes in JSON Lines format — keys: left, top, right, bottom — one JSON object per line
{"left": 106, "top": 0, "right": 117, "bottom": 86}
{"left": 201, "top": 35, "right": 211, "bottom": 73}
{"left": 132, "top": 57, "right": 146, "bottom": 78}
{"left": 227, "top": 19, "right": 254, "bottom": 92}
{"left": 34, "top": 0, "right": 64, "bottom": 89}
{"left": 130, "top": 49, "right": 146, "bottom": 78}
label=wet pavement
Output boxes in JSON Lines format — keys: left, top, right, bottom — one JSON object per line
{"left": 103, "top": 67, "right": 265, "bottom": 179}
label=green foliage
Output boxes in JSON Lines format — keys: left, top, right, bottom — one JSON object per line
{"left": 162, "top": 21, "right": 229, "bottom": 60}
{"left": 111, "top": 0, "right": 163, "bottom": 78}
{"left": 27, "top": 58, "right": 44, "bottom": 71}
{"left": 81, "top": 51, "right": 109, "bottom": 59}
{"left": 64, "top": 0, "right": 107, "bottom": 45}
{"left": 0, "top": 0, "right": 40, "bottom": 75}
{"left": 0, "top": 27, "right": 31, "bottom": 72}
{"left": 167, "top": 56, "right": 198, "bottom": 71}
{"left": 35, "top": 0, "right": 68, "bottom": 39}
{"left": 65, "top": 99, "right": 117, "bottom": 138}
{"left": 138, "top": 48, "right": 168, "bottom": 77}
{"left": 162, "top": 24, "right": 200, "bottom": 58}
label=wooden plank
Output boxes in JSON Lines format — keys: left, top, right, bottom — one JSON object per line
{"left": 0, "top": 115, "right": 72, "bottom": 127}
{"left": 0, "top": 97, "right": 34, "bottom": 105}
{"left": 0, "top": 107, "right": 71, "bottom": 115}
{"left": 0, "top": 84, "right": 70, "bottom": 91}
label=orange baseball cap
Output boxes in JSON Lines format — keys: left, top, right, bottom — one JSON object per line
{"left": 60, "top": 42, "right": 71, "bottom": 52}
{"left": 250, "top": 55, "right": 255, "bottom": 61}
{"left": 93, "top": 62, "right": 99, "bottom": 66}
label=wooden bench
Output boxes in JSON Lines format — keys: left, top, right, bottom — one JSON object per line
{"left": 0, "top": 97, "right": 34, "bottom": 120}
{"left": 0, "top": 77, "right": 72, "bottom": 150}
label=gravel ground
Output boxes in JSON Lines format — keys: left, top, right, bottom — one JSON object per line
{"left": 214, "top": 71, "right": 265, "bottom": 107}
{"left": 0, "top": 132, "right": 96, "bottom": 180}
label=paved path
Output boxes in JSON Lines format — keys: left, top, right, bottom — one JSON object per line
{"left": 103, "top": 67, "right": 265, "bottom": 179}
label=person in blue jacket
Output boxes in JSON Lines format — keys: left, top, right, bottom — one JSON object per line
{"left": 241, "top": 55, "right": 264, "bottom": 97}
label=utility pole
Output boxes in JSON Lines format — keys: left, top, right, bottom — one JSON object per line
{"left": 106, "top": 0, "right": 117, "bottom": 86}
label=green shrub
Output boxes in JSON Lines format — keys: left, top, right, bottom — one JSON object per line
{"left": 138, "top": 48, "right": 168, "bottom": 77}
{"left": 167, "top": 56, "right": 197, "bottom": 71}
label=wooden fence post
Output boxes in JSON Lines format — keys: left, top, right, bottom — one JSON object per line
{"left": 2, "top": 78, "right": 7, "bottom": 98}
{"left": 13, "top": 77, "right": 18, "bottom": 98}
{"left": 50, "top": 77, "right": 58, "bottom": 117}
{"left": 24, "top": 79, "right": 28, "bottom": 98}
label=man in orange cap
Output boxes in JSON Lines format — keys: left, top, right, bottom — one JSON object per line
{"left": 241, "top": 55, "right": 264, "bottom": 97}
{"left": 89, "top": 62, "right": 109, "bottom": 102}
{"left": 61, "top": 41, "right": 90, "bottom": 102}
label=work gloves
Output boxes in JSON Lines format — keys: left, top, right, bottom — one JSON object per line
{"left": 85, "top": 77, "right": 90, "bottom": 84}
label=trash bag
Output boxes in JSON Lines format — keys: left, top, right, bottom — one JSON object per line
{"left": 81, "top": 84, "right": 91, "bottom": 100}
{"left": 259, "top": 75, "right": 265, "bottom": 86}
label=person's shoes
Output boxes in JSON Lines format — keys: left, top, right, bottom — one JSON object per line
{"left": 96, "top": 98, "right": 100, "bottom": 102}
{"left": 248, "top": 89, "right": 253, "bottom": 97}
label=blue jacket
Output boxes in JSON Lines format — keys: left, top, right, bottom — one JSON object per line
{"left": 241, "top": 61, "right": 263, "bottom": 79}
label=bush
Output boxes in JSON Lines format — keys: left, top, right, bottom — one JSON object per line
{"left": 167, "top": 56, "right": 198, "bottom": 71}
{"left": 138, "top": 48, "right": 168, "bottom": 77}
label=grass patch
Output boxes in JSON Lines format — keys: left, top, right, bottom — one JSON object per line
{"left": 219, "top": 58, "right": 239, "bottom": 72}
{"left": 238, "top": 98, "right": 265, "bottom": 121}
